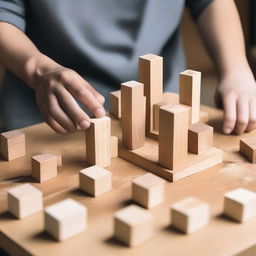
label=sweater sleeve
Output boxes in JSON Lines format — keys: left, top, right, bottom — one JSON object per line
{"left": 186, "top": 0, "right": 213, "bottom": 20}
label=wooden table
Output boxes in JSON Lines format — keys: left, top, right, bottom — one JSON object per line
{"left": 0, "top": 106, "right": 256, "bottom": 256}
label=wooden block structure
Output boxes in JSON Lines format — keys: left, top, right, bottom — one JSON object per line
{"left": 224, "top": 188, "right": 256, "bottom": 222}
{"left": 171, "top": 197, "right": 209, "bottom": 234}
{"left": 114, "top": 205, "right": 153, "bottom": 246}
{"left": 132, "top": 173, "right": 166, "bottom": 208}
{"left": 188, "top": 123, "right": 213, "bottom": 154}
{"left": 31, "top": 154, "right": 57, "bottom": 183}
{"left": 110, "top": 136, "right": 118, "bottom": 158}
{"left": 79, "top": 165, "right": 112, "bottom": 197}
{"left": 121, "top": 81, "right": 145, "bottom": 150}
{"left": 179, "top": 70, "right": 201, "bottom": 124}
{"left": 45, "top": 198, "right": 87, "bottom": 241}
{"left": 109, "top": 90, "right": 121, "bottom": 119}
{"left": 240, "top": 136, "right": 256, "bottom": 163}
{"left": 86, "top": 117, "right": 111, "bottom": 168}
{"left": 8, "top": 184, "right": 43, "bottom": 219}
{"left": 0, "top": 130, "right": 25, "bottom": 161}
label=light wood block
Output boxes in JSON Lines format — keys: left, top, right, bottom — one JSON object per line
{"left": 139, "top": 54, "right": 163, "bottom": 132}
{"left": 111, "top": 136, "right": 118, "bottom": 158}
{"left": 45, "top": 198, "right": 87, "bottom": 241}
{"left": 114, "top": 205, "right": 153, "bottom": 246}
{"left": 171, "top": 197, "right": 209, "bottom": 234}
{"left": 224, "top": 188, "right": 256, "bottom": 223}
{"left": 79, "top": 165, "right": 112, "bottom": 197}
{"left": 188, "top": 123, "right": 213, "bottom": 154}
{"left": 240, "top": 136, "right": 256, "bottom": 163}
{"left": 132, "top": 173, "right": 166, "bottom": 208}
{"left": 31, "top": 154, "right": 57, "bottom": 183}
{"left": 159, "top": 104, "right": 189, "bottom": 170}
{"left": 121, "top": 80, "right": 145, "bottom": 150}
{"left": 179, "top": 70, "right": 201, "bottom": 124}
{"left": 8, "top": 184, "right": 43, "bottom": 219}
{"left": 153, "top": 101, "right": 167, "bottom": 132}
{"left": 86, "top": 117, "right": 111, "bottom": 168}
{"left": 0, "top": 130, "right": 25, "bottom": 161}
{"left": 109, "top": 90, "right": 121, "bottom": 119}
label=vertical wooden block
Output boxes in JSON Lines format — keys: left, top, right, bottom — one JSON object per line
{"left": 158, "top": 104, "right": 189, "bottom": 170}
{"left": 240, "top": 136, "right": 256, "bottom": 163}
{"left": 224, "top": 188, "right": 256, "bottom": 222}
{"left": 0, "top": 130, "right": 25, "bottom": 161}
{"left": 153, "top": 102, "right": 167, "bottom": 132}
{"left": 86, "top": 117, "right": 111, "bottom": 168}
{"left": 188, "top": 123, "right": 213, "bottom": 154}
{"left": 42, "top": 150, "right": 62, "bottom": 167}
{"left": 114, "top": 205, "right": 153, "bottom": 246}
{"left": 132, "top": 173, "right": 166, "bottom": 208}
{"left": 171, "top": 197, "right": 209, "bottom": 234}
{"left": 139, "top": 54, "right": 163, "bottom": 132}
{"left": 31, "top": 154, "right": 58, "bottom": 183}
{"left": 8, "top": 184, "right": 43, "bottom": 219}
{"left": 79, "top": 165, "right": 112, "bottom": 197}
{"left": 121, "top": 80, "right": 145, "bottom": 150}
{"left": 179, "top": 70, "right": 201, "bottom": 124}
{"left": 109, "top": 90, "right": 121, "bottom": 119}
{"left": 45, "top": 198, "right": 87, "bottom": 241}
{"left": 111, "top": 136, "right": 118, "bottom": 158}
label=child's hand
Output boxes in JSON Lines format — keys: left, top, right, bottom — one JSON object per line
{"left": 215, "top": 68, "right": 256, "bottom": 135}
{"left": 34, "top": 67, "right": 105, "bottom": 134}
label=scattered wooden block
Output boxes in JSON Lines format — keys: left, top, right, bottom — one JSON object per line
{"left": 79, "top": 165, "right": 112, "bottom": 197}
{"left": 86, "top": 117, "right": 111, "bottom": 168}
{"left": 31, "top": 154, "right": 58, "bottom": 183}
{"left": 45, "top": 198, "right": 87, "bottom": 241}
{"left": 111, "top": 136, "right": 118, "bottom": 158}
{"left": 188, "top": 123, "right": 213, "bottom": 154}
{"left": 8, "top": 184, "right": 43, "bottom": 219}
{"left": 114, "top": 205, "right": 153, "bottom": 246}
{"left": 224, "top": 188, "right": 256, "bottom": 222}
{"left": 171, "top": 197, "right": 209, "bottom": 234}
{"left": 109, "top": 90, "right": 121, "bottom": 119}
{"left": 240, "top": 136, "right": 256, "bottom": 163}
{"left": 0, "top": 130, "right": 25, "bottom": 161}
{"left": 132, "top": 173, "right": 166, "bottom": 208}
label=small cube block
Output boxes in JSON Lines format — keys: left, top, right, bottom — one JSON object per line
{"left": 45, "top": 198, "right": 87, "bottom": 241}
{"left": 171, "top": 197, "right": 209, "bottom": 234}
{"left": 79, "top": 165, "right": 112, "bottom": 197}
{"left": 188, "top": 123, "right": 213, "bottom": 154}
{"left": 114, "top": 205, "right": 153, "bottom": 246}
{"left": 240, "top": 136, "right": 256, "bottom": 163}
{"left": 132, "top": 173, "right": 166, "bottom": 208}
{"left": 31, "top": 154, "right": 58, "bottom": 183}
{"left": 109, "top": 90, "right": 121, "bottom": 118}
{"left": 8, "top": 184, "right": 43, "bottom": 219}
{"left": 111, "top": 136, "right": 118, "bottom": 158}
{"left": 224, "top": 188, "right": 256, "bottom": 222}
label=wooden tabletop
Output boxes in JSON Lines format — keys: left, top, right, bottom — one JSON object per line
{"left": 0, "top": 105, "right": 256, "bottom": 256}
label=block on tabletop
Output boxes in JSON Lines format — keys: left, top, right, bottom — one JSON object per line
{"left": 111, "top": 136, "right": 118, "bottom": 158}
{"left": 240, "top": 136, "right": 256, "bottom": 163}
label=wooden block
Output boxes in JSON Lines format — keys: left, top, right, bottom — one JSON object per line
{"left": 0, "top": 130, "right": 25, "bottom": 161}
{"left": 114, "top": 205, "right": 153, "bottom": 246}
{"left": 224, "top": 188, "right": 256, "bottom": 222}
{"left": 8, "top": 184, "right": 43, "bottom": 219}
{"left": 31, "top": 154, "right": 58, "bottom": 183}
{"left": 153, "top": 102, "right": 167, "bottom": 132}
{"left": 85, "top": 117, "right": 111, "bottom": 168}
{"left": 179, "top": 70, "right": 201, "bottom": 124}
{"left": 109, "top": 90, "right": 121, "bottom": 119}
{"left": 159, "top": 104, "right": 189, "bottom": 170}
{"left": 240, "top": 136, "right": 256, "bottom": 163}
{"left": 171, "top": 197, "right": 209, "bottom": 234}
{"left": 139, "top": 54, "right": 163, "bottom": 132}
{"left": 132, "top": 173, "right": 166, "bottom": 208}
{"left": 45, "top": 198, "right": 87, "bottom": 241}
{"left": 121, "top": 80, "right": 145, "bottom": 150}
{"left": 111, "top": 136, "right": 118, "bottom": 158}
{"left": 79, "top": 165, "right": 112, "bottom": 197}
{"left": 188, "top": 123, "right": 213, "bottom": 154}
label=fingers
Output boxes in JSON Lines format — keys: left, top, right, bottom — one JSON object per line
{"left": 246, "top": 98, "right": 256, "bottom": 132}
{"left": 234, "top": 96, "right": 249, "bottom": 135}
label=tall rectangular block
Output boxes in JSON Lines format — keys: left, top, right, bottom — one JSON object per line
{"left": 109, "top": 90, "right": 121, "bottom": 119}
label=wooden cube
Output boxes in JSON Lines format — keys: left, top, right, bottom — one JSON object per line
{"left": 224, "top": 188, "right": 256, "bottom": 222}
{"left": 171, "top": 197, "right": 209, "bottom": 234}
{"left": 45, "top": 198, "right": 87, "bottom": 241}
{"left": 8, "top": 184, "right": 43, "bottom": 219}
{"left": 109, "top": 90, "right": 121, "bottom": 119}
{"left": 132, "top": 173, "right": 166, "bottom": 208}
{"left": 240, "top": 136, "right": 256, "bottom": 163}
{"left": 188, "top": 123, "right": 213, "bottom": 154}
{"left": 0, "top": 130, "right": 25, "bottom": 161}
{"left": 114, "top": 205, "right": 153, "bottom": 246}
{"left": 31, "top": 154, "right": 58, "bottom": 183}
{"left": 111, "top": 136, "right": 118, "bottom": 158}
{"left": 79, "top": 165, "right": 112, "bottom": 197}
